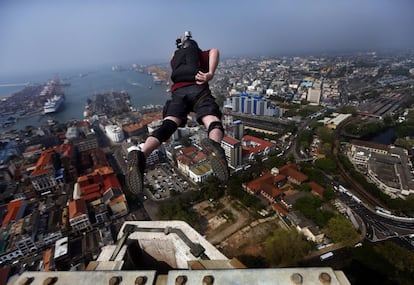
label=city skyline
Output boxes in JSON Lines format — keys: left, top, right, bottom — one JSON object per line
{"left": 1, "top": 0, "right": 414, "bottom": 76}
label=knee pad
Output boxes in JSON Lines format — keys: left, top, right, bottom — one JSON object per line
{"left": 150, "top": 119, "right": 178, "bottom": 143}
{"left": 207, "top": 121, "right": 224, "bottom": 136}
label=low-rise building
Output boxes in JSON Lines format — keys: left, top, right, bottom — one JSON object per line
{"left": 241, "top": 135, "right": 276, "bottom": 161}
{"left": 68, "top": 199, "right": 91, "bottom": 232}
{"left": 243, "top": 164, "right": 308, "bottom": 204}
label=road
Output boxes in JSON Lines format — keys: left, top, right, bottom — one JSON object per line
{"left": 290, "top": 111, "right": 414, "bottom": 249}
{"left": 337, "top": 190, "right": 414, "bottom": 249}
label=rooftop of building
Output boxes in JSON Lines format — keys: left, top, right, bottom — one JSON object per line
{"left": 9, "top": 220, "right": 351, "bottom": 285}
{"left": 68, "top": 199, "right": 87, "bottom": 220}
{"left": 222, "top": 136, "right": 240, "bottom": 146}
{"left": 1, "top": 199, "right": 24, "bottom": 228}
{"left": 123, "top": 119, "right": 153, "bottom": 132}
{"left": 241, "top": 135, "right": 276, "bottom": 156}
{"left": 11, "top": 268, "right": 351, "bottom": 285}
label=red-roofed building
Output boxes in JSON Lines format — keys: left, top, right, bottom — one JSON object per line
{"left": 243, "top": 172, "right": 286, "bottom": 203}
{"left": 176, "top": 146, "right": 208, "bottom": 175}
{"left": 242, "top": 172, "right": 286, "bottom": 194}
{"left": 271, "top": 203, "right": 288, "bottom": 216}
{"left": 75, "top": 167, "right": 121, "bottom": 202}
{"left": 309, "top": 181, "right": 324, "bottom": 198}
{"left": 68, "top": 199, "right": 91, "bottom": 232}
{"left": 123, "top": 119, "right": 153, "bottom": 137}
{"left": 278, "top": 163, "right": 308, "bottom": 185}
{"left": 30, "top": 149, "right": 61, "bottom": 195}
{"left": 181, "top": 146, "right": 198, "bottom": 156}
{"left": 241, "top": 135, "right": 276, "bottom": 161}
{"left": 1, "top": 199, "right": 26, "bottom": 228}
{"left": 42, "top": 248, "right": 55, "bottom": 271}
{"left": 243, "top": 163, "right": 309, "bottom": 204}
{"left": 30, "top": 143, "right": 77, "bottom": 195}
{"left": 175, "top": 145, "right": 213, "bottom": 182}
{"left": 108, "top": 194, "right": 128, "bottom": 218}
{"left": 261, "top": 184, "right": 283, "bottom": 203}
{"left": 142, "top": 111, "right": 162, "bottom": 122}
{"left": 79, "top": 148, "right": 109, "bottom": 174}
{"left": 74, "top": 167, "right": 128, "bottom": 220}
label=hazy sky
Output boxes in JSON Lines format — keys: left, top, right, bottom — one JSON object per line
{"left": 1, "top": 0, "right": 413, "bottom": 76}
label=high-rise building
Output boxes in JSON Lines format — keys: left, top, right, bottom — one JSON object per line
{"left": 12, "top": 220, "right": 351, "bottom": 284}
{"left": 230, "top": 93, "right": 281, "bottom": 117}
{"left": 222, "top": 103, "right": 234, "bottom": 135}
{"left": 222, "top": 136, "right": 242, "bottom": 169}
{"left": 231, "top": 96, "right": 240, "bottom": 112}
{"left": 244, "top": 97, "right": 253, "bottom": 114}
{"left": 232, "top": 120, "right": 244, "bottom": 140}
{"left": 255, "top": 98, "right": 266, "bottom": 116}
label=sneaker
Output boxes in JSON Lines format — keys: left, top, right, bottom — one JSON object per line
{"left": 201, "top": 138, "right": 229, "bottom": 182}
{"left": 126, "top": 149, "right": 146, "bottom": 194}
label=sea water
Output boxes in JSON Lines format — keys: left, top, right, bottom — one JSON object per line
{"left": 0, "top": 65, "right": 170, "bottom": 131}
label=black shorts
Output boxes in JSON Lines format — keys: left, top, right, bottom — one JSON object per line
{"left": 163, "top": 85, "right": 222, "bottom": 127}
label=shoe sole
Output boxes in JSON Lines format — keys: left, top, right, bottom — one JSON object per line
{"left": 201, "top": 139, "right": 229, "bottom": 182}
{"left": 126, "top": 150, "right": 143, "bottom": 194}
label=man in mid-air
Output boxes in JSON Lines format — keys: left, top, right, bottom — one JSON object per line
{"left": 126, "top": 31, "right": 229, "bottom": 194}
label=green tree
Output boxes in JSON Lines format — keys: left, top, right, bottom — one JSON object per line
{"left": 199, "top": 176, "right": 224, "bottom": 200}
{"left": 156, "top": 195, "right": 201, "bottom": 230}
{"left": 323, "top": 185, "right": 336, "bottom": 201}
{"left": 227, "top": 176, "right": 261, "bottom": 209}
{"left": 265, "top": 228, "right": 312, "bottom": 266}
{"left": 264, "top": 155, "right": 286, "bottom": 170}
{"left": 375, "top": 242, "right": 414, "bottom": 275}
{"left": 315, "top": 157, "right": 337, "bottom": 174}
{"left": 316, "top": 126, "right": 334, "bottom": 145}
{"left": 347, "top": 241, "right": 414, "bottom": 284}
{"left": 338, "top": 153, "right": 353, "bottom": 171}
{"left": 297, "top": 130, "right": 313, "bottom": 146}
{"left": 320, "top": 142, "right": 333, "bottom": 156}
{"left": 294, "top": 195, "right": 334, "bottom": 227}
{"left": 396, "top": 121, "right": 414, "bottom": 138}
{"left": 383, "top": 115, "right": 393, "bottom": 126}
{"left": 336, "top": 106, "right": 357, "bottom": 116}
{"left": 298, "top": 182, "right": 312, "bottom": 192}
{"left": 324, "top": 216, "right": 359, "bottom": 247}
{"left": 300, "top": 163, "right": 327, "bottom": 185}
{"left": 284, "top": 122, "right": 298, "bottom": 134}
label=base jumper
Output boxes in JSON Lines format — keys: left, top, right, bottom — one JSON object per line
{"left": 126, "top": 31, "right": 229, "bottom": 194}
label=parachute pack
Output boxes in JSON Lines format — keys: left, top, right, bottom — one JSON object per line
{"left": 171, "top": 38, "right": 201, "bottom": 83}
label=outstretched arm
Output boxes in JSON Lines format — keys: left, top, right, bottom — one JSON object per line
{"left": 196, "top": 48, "right": 219, "bottom": 84}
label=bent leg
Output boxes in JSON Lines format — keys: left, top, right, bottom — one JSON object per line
{"left": 142, "top": 116, "right": 182, "bottom": 157}
{"left": 201, "top": 115, "right": 224, "bottom": 143}
{"left": 200, "top": 115, "right": 228, "bottom": 182}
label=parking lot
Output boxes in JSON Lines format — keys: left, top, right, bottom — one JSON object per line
{"left": 144, "top": 163, "right": 191, "bottom": 200}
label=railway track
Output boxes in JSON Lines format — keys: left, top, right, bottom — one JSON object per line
{"left": 333, "top": 120, "right": 386, "bottom": 208}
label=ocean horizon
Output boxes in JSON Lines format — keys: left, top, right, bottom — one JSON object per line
{"left": 0, "top": 64, "right": 171, "bottom": 131}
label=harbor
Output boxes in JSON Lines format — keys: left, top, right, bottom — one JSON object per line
{"left": 0, "top": 66, "right": 170, "bottom": 131}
